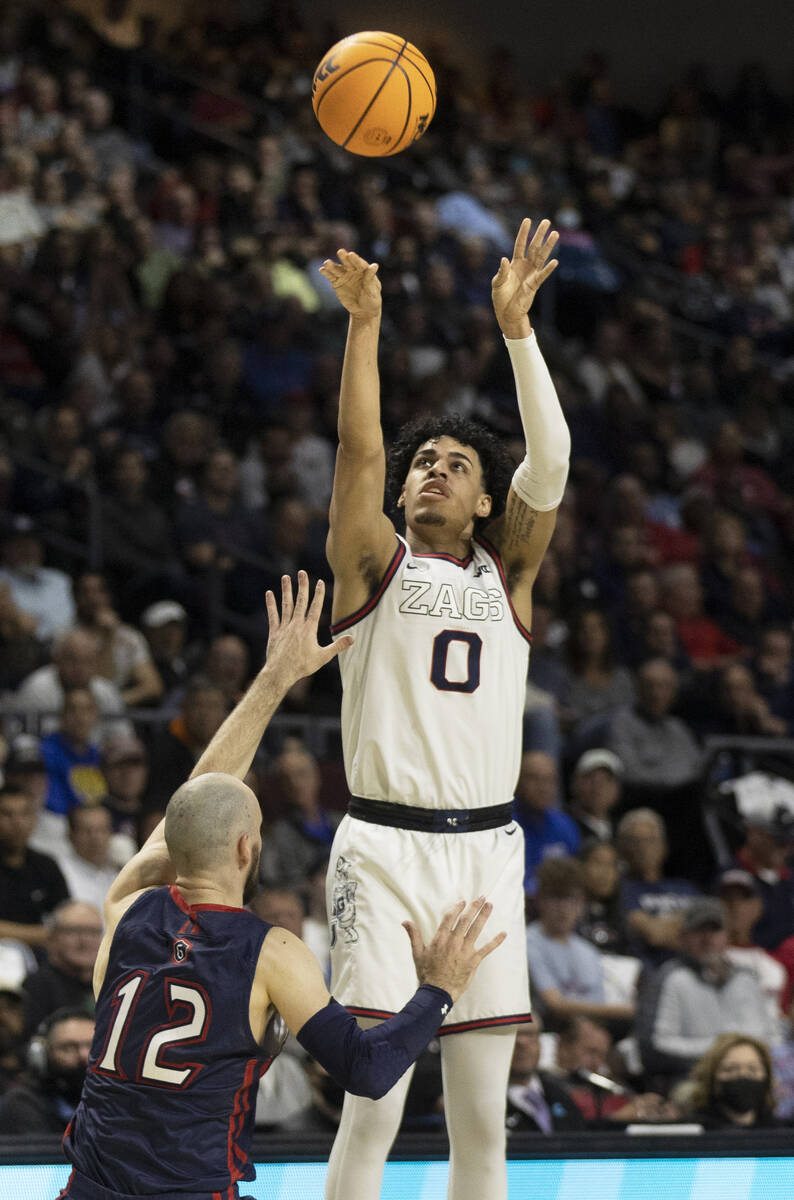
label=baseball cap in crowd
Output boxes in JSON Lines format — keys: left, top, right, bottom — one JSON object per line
{"left": 573, "top": 749, "right": 623, "bottom": 778}
{"left": 5, "top": 734, "right": 45, "bottom": 774}
{"left": 101, "top": 733, "right": 147, "bottom": 767}
{"left": 715, "top": 868, "right": 759, "bottom": 897}
{"left": 681, "top": 897, "right": 726, "bottom": 932}
{"left": 0, "top": 979, "right": 23, "bottom": 1002}
{"left": 140, "top": 601, "right": 187, "bottom": 628}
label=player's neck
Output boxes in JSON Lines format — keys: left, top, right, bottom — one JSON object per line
{"left": 406, "top": 526, "right": 474, "bottom": 560}
{"left": 174, "top": 876, "right": 242, "bottom": 909}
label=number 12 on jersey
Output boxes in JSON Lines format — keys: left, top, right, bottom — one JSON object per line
{"left": 96, "top": 971, "right": 211, "bottom": 1089}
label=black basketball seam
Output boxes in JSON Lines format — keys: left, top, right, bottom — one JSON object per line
{"left": 314, "top": 41, "right": 436, "bottom": 119}
{"left": 342, "top": 38, "right": 409, "bottom": 150}
{"left": 314, "top": 56, "right": 396, "bottom": 116}
{"left": 386, "top": 64, "right": 412, "bottom": 155}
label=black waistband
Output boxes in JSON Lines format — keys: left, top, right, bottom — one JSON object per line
{"left": 348, "top": 796, "right": 514, "bottom": 833}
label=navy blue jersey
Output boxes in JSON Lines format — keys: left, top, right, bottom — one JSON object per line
{"left": 64, "top": 886, "right": 273, "bottom": 1197}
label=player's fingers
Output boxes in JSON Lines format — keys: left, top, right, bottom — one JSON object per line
{"left": 293, "top": 569, "right": 309, "bottom": 618}
{"left": 440, "top": 899, "right": 467, "bottom": 932}
{"left": 280, "top": 573, "right": 294, "bottom": 623}
{"left": 402, "top": 920, "right": 425, "bottom": 957}
{"left": 537, "top": 259, "right": 559, "bottom": 285}
{"left": 474, "top": 930, "right": 507, "bottom": 961}
{"left": 452, "top": 897, "right": 486, "bottom": 936}
{"left": 307, "top": 577, "right": 325, "bottom": 625}
{"left": 512, "top": 217, "right": 532, "bottom": 261}
{"left": 319, "top": 633, "right": 354, "bottom": 665}
{"left": 491, "top": 257, "right": 510, "bottom": 287}
{"left": 347, "top": 251, "right": 372, "bottom": 270}
{"left": 265, "top": 589, "right": 279, "bottom": 633}
{"left": 463, "top": 899, "right": 493, "bottom": 942}
{"left": 528, "top": 217, "right": 551, "bottom": 253}
{"left": 367, "top": 262, "right": 380, "bottom": 274}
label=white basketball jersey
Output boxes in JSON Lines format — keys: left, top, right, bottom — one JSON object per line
{"left": 331, "top": 534, "right": 531, "bottom": 810}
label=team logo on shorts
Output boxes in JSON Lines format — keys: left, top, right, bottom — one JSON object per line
{"left": 330, "top": 855, "right": 359, "bottom": 947}
{"left": 171, "top": 937, "right": 192, "bottom": 964}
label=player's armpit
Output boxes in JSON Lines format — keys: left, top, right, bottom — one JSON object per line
{"left": 484, "top": 490, "right": 558, "bottom": 626}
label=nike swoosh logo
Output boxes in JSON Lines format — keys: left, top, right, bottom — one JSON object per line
{"left": 505, "top": 825, "right": 517, "bottom": 835}
{"left": 406, "top": 563, "right": 426, "bottom": 570}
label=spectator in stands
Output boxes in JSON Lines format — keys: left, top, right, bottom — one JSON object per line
{"left": 73, "top": 572, "right": 163, "bottom": 707}
{"left": 660, "top": 562, "right": 741, "bottom": 669}
{"left": 15, "top": 628, "right": 125, "bottom": 722}
{"left": 577, "top": 839, "right": 626, "bottom": 955}
{"left": 39, "top": 687, "right": 106, "bottom": 816}
{"left": 636, "top": 897, "right": 773, "bottom": 1084}
{"left": 98, "top": 447, "right": 178, "bottom": 578}
{"left": 607, "top": 659, "right": 702, "bottom": 789}
{"left": 513, "top": 751, "right": 580, "bottom": 896}
{"left": 639, "top": 609, "right": 691, "bottom": 672}
{"left": 735, "top": 809, "right": 794, "bottom": 951}
{"left": 685, "top": 1033, "right": 781, "bottom": 1129}
{"left": 145, "top": 676, "right": 227, "bottom": 811}
{"left": 568, "top": 749, "right": 623, "bottom": 842}
{"left": 0, "top": 981, "right": 27, "bottom": 1094}
{"left": 505, "top": 1015, "right": 585, "bottom": 1133}
{"left": 0, "top": 1008, "right": 94, "bottom": 1134}
{"left": 526, "top": 857, "right": 635, "bottom": 1029}
{"left": 753, "top": 625, "right": 794, "bottom": 732}
{"left": 0, "top": 515, "right": 75, "bottom": 641}
{"left": 204, "top": 633, "right": 250, "bottom": 707}
{"left": 0, "top": 785, "right": 69, "bottom": 950}
{"left": 301, "top": 854, "right": 331, "bottom": 982}
{"left": 139, "top": 600, "right": 193, "bottom": 698}
{"left": 58, "top": 806, "right": 118, "bottom": 913}
{"left": 701, "top": 663, "right": 788, "bottom": 738}
{"left": 261, "top": 740, "right": 340, "bottom": 889}
{"left": 0, "top": 577, "right": 46, "bottom": 692}
{"left": 616, "top": 808, "right": 699, "bottom": 965}
{"left": 2, "top": 735, "right": 58, "bottom": 857}
{"left": 554, "top": 1015, "right": 674, "bottom": 1124}
{"left": 718, "top": 868, "right": 788, "bottom": 1042}
{"left": 81, "top": 89, "right": 135, "bottom": 180}
{"left": 99, "top": 733, "right": 148, "bottom": 854}
{"left": 21, "top": 900, "right": 101, "bottom": 1035}
{"left": 564, "top": 609, "right": 635, "bottom": 738}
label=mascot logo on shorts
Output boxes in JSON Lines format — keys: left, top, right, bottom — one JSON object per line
{"left": 330, "top": 855, "right": 359, "bottom": 947}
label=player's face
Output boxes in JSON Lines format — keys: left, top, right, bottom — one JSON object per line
{"left": 399, "top": 437, "right": 491, "bottom": 535}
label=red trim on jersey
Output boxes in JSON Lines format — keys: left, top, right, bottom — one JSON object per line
{"left": 473, "top": 535, "right": 533, "bottom": 645}
{"left": 330, "top": 538, "right": 406, "bottom": 633}
{"left": 56, "top": 1167, "right": 75, "bottom": 1197}
{"left": 227, "top": 1057, "right": 258, "bottom": 1183}
{"left": 412, "top": 549, "right": 473, "bottom": 567}
{"left": 169, "top": 885, "right": 246, "bottom": 916}
{"left": 346, "top": 1005, "right": 532, "bottom": 1034}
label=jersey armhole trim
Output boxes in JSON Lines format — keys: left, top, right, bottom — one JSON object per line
{"left": 473, "top": 535, "right": 534, "bottom": 646}
{"left": 330, "top": 538, "right": 406, "bottom": 634}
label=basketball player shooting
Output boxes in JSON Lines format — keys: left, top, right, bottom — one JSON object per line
{"left": 56, "top": 573, "right": 504, "bottom": 1200}
{"left": 319, "top": 217, "right": 570, "bottom": 1200}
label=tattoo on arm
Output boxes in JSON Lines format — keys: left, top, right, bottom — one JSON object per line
{"left": 501, "top": 492, "right": 538, "bottom": 557}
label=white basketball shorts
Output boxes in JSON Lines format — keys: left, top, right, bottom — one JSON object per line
{"left": 326, "top": 813, "right": 531, "bottom": 1033}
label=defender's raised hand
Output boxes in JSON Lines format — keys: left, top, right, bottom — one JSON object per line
{"left": 491, "top": 218, "right": 559, "bottom": 339}
{"left": 265, "top": 571, "right": 353, "bottom": 685}
{"left": 403, "top": 898, "right": 507, "bottom": 1003}
{"left": 319, "top": 249, "right": 382, "bottom": 319}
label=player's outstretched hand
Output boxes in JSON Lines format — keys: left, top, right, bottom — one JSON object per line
{"left": 403, "top": 898, "right": 506, "bottom": 1003}
{"left": 265, "top": 571, "right": 353, "bottom": 686}
{"left": 491, "top": 217, "right": 559, "bottom": 339}
{"left": 319, "top": 249, "right": 382, "bottom": 319}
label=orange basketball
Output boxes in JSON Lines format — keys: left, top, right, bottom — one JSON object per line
{"left": 312, "top": 31, "right": 436, "bottom": 157}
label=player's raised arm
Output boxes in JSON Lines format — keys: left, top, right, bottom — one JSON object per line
{"left": 100, "top": 575, "right": 352, "bottom": 932}
{"left": 320, "top": 251, "right": 398, "bottom": 614}
{"left": 485, "top": 218, "right": 571, "bottom": 630}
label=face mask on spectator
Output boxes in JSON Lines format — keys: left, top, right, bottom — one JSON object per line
{"left": 715, "top": 1076, "right": 767, "bottom": 1114}
{"left": 48, "top": 1061, "right": 88, "bottom": 1107}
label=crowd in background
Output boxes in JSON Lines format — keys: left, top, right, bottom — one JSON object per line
{"left": 0, "top": 0, "right": 794, "bottom": 1141}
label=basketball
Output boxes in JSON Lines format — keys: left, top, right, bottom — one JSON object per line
{"left": 312, "top": 31, "right": 436, "bottom": 157}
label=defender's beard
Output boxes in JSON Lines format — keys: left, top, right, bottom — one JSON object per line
{"left": 243, "top": 855, "right": 260, "bottom": 905}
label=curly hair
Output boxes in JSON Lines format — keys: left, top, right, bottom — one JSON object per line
{"left": 687, "top": 1033, "right": 774, "bottom": 1116}
{"left": 386, "top": 413, "right": 514, "bottom": 533}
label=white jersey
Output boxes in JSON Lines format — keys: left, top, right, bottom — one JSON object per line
{"left": 331, "top": 533, "right": 531, "bottom": 810}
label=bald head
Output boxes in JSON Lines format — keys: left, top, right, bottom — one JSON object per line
{"left": 164, "top": 773, "right": 261, "bottom": 877}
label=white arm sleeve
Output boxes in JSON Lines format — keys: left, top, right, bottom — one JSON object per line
{"left": 505, "top": 332, "right": 570, "bottom": 512}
